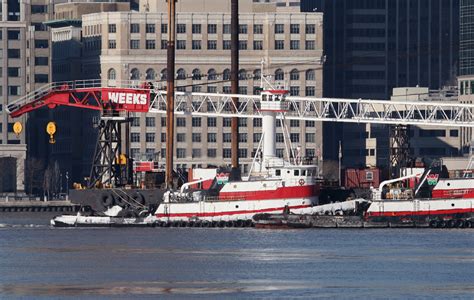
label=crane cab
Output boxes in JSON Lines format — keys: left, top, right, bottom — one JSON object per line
{"left": 260, "top": 90, "right": 289, "bottom": 112}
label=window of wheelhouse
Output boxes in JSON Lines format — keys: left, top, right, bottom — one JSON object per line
{"left": 275, "top": 169, "right": 281, "bottom": 176}
{"left": 294, "top": 170, "right": 299, "bottom": 176}
{"left": 301, "top": 170, "right": 306, "bottom": 176}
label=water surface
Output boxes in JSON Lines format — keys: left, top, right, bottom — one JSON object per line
{"left": 0, "top": 215, "right": 472, "bottom": 299}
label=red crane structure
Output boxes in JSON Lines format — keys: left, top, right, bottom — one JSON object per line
{"left": 8, "top": 80, "right": 151, "bottom": 188}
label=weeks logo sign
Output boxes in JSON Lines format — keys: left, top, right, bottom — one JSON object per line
{"left": 103, "top": 89, "right": 150, "bottom": 112}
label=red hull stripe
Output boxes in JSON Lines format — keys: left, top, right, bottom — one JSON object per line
{"left": 156, "top": 204, "right": 310, "bottom": 218}
{"left": 219, "top": 185, "right": 319, "bottom": 201}
{"left": 367, "top": 207, "right": 473, "bottom": 217}
{"left": 432, "top": 189, "right": 474, "bottom": 199}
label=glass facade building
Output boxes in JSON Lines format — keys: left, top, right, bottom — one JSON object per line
{"left": 302, "top": 0, "right": 460, "bottom": 167}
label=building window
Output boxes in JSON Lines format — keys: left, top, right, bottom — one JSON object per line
{"left": 177, "top": 68, "right": 186, "bottom": 79}
{"left": 223, "top": 24, "right": 231, "bottom": 34}
{"left": 290, "top": 40, "right": 300, "bottom": 50}
{"left": 8, "top": 49, "right": 20, "bottom": 58}
{"left": 290, "top": 24, "right": 300, "bottom": 34}
{"left": 238, "top": 69, "right": 247, "bottom": 80}
{"left": 161, "top": 24, "right": 167, "bottom": 33}
{"left": 223, "top": 118, "right": 232, "bottom": 127}
{"left": 450, "top": 130, "right": 459, "bottom": 137}
{"left": 192, "top": 133, "right": 201, "bottom": 142}
{"left": 275, "top": 40, "right": 284, "bottom": 50}
{"left": 176, "top": 133, "right": 186, "bottom": 142}
{"left": 253, "top": 118, "right": 262, "bottom": 127}
{"left": 177, "top": 24, "right": 186, "bottom": 33}
{"left": 161, "top": 40, "right": 167, "bottom": 49}
{"left": 239, "top": 133, "right": 247, "bottom": 143}
{"left": 306, "top": 24, "right": 315, "bottom": 34}
{"left": 161, "top": 117, "right": 166, "bottom": 127}
{"left": 161, "top": 133, "right": 166, "bottom": 142}
{"left": 239, "top": 41, "right": 247, "bottom": 50}
{"left": 130, "top": 68, "right": 140, "bottom": 80}
{"left": 107, "top": 68, "right": 116, "bottom": 80}
{"left": 253, "top": 40, "right": 263, "bottom": 50}
{"left": 146, "top": 117, "right": 155, "bottom": 127}
{"left": 305, "top": 41, "right": 315, "bottom": 50}
{"left": 207, "top": 149, "right": 217, "bottom": 158}
{"left": 7, "top": 30, "right": 20, "bottom": 40}
{"left": 177, "top": 149, "right": 186, "bottom": 158}
{"left": 130, "top": 24, "right": 140, "bottom": 33}
{"left": 35, "top": 57, "right": 48, "bottom": 66}
{"left": 131, "top": 117, "right": 140, "bottom": 127}
{"left": 192, "top": 40, "right": 202, "bottom": 50}
{"left": 254, "top": 24, "right": 263, "bottom": 34}
{"left": 276, "top": 133, "right": 284, "bottom": 143}
{"left": 239, "top": 87, "right": 248, "bottom": 94}
{"left": 108, "top": 40, "right": 116, "bottom": 49}
{"left": 305, "top": 133, "right": 315, "bottom": 143}
{"left": 290, "top": 120, "right": 300, "bottom": 127}
{"left": 32, "top": 23, "right": 47, "bottom": 31}
{"left": 207, "top": 69, "right": 217, "bottom": 80}
{"left": 146, "top": 24, "right": 155, "bottom": 33}
{"left": 223, "top": 69, "right": 231, "bottom": 80}
{"left": 146, "top": 40, "right": 155, "bottom": 49}
{"left": 305, "top": 86, "right": 315, "bottom": 96}
{"left": 192, "top": 117, "right": 201, "bottom": 127}
{"left": 223, "top": 40, "right": 231, "bottom": 50}
{"left": 239, "top": 24, "right": 248, "bottom": 34}
{"left": 275, "top": 24, "right": 284, "bottom": 34}
{"left": 208, "top": 133, "right": 217, "bottom": 143}
{"left": 146, "top": 68, "right": 156, "bottom": 80}
{"left": 192, "top": 24, "right": 201, "bottom": 34}
{"left": 207, "top": 117, "right": 217, "bottom": 127}
{"left": 290, "top": 69, "right": 299, "bottom": 80}
{"left": 192, "top": 69, "right": 202, "bottom": 80}
{"left": 108, "top": 24, "right": 116, "bottom": 33}
{"left": 239, "top": 149, "right": 247, "bottom": 158}
{"left": 290, "top": 133, "right": 300, "bottom": 143}
{"left": 207, "top": 40, "right": 217, "bottom": 50}
{"left": 223, "top": 149, "right": 232, "bottom": 158}
{"left": 306, "top": 69, "right": 315, "bottom": 80}
{"left": 208, "top": 86, "right": 217, "bottom": 93}
{"left": 31, "top": 5, "right": 47, "bottom": 13}
{"left": 290, "top": 86, "right": 300, "bottom": 96}
{"left": 274, "top": 69, "right": 284, "bottom": 81}
{"left": 177, "top": 117, "right": 186, "bottom": 127}
{"left": 276, "top": 149, "right": 284, "bottom": 158}
{"left": 192, "top": 149, "right": 201, "bottom": 158}
{"left": 223, "top": 86, "right": 231, "bottom": 94}
{"left": 7, "top": 67, "right": 19, "bottom": 77}
{"left": 35, "top": 74, "right": 48, "bottom": 83}
{"left": 223, "top": 133, "right": 232, "bottom": 142}
{"left": 146, "top": 133, "right": 155, "bottom": 143}
{"left": 253, "top": 133, "right": 262, "bottom": 143}
{"left": 8, "top": 86, "right": 20, "bottom": 96}
{"left": 177, "top": 40, "right": 186, "bottom": 49}
{"left": 130, "top": 40, "right": 140, "bottom": 49}
{"left": 131, "top": 133, "right": 140, "bottom": 143}
{"left": 208, "top": 24, "right": 217, "bottom": 34}
{"left": 35, "top": 40, "right": 48, "bottom": 48}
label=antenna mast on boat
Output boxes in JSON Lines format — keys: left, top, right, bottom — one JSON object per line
{"left": 165, "top": 0, "right": 177, "bottom": 189}
{"left": 230, "top": 0, "right": 241, "bottom": 180}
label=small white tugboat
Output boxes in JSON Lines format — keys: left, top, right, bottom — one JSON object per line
{"left": 154, "top": 89, "right": 321, "bottom": 225}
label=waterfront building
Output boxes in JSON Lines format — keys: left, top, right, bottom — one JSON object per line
{"left": 0, "top": 0, "right": 53, "bottom": 192}
{"left": 458, "top": 0, "right": 474, "bottom": 155}
{"left": 301, "top": 0, "right": 460, "bottom": 168}
{"left": 82, "top": 0, "right": 324, "bottom": 173}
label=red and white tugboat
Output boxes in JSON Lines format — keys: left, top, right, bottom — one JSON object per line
{"left": 155, "top": 89, "right": 321, "bottom": 224}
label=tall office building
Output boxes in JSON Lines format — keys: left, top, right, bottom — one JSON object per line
{"left": 458, "top": 0, "right": 474, "bottom": 154}
{"left": 0, "top": 0, "right": 53, "bottom": 193}
{"left": 82, "top": 0, "right": 324, "bottom": 174}
{"left": 302, "top": 0, "right": 460, "bottom": 168}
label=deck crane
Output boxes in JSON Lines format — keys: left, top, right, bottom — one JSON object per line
{"left": 7, "top": 79, "right": 474, "bottom": 187}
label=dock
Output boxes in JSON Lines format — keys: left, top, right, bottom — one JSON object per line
{"left": 0, "top": 199, "right": 80, "bottom": 213}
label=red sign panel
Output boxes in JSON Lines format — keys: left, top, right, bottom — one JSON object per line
{"left": 102, "top": 89, "right": 150, "bottom": 112}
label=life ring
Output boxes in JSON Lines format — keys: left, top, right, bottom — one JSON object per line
{"left": 298, "top": 179, "right": 305, "bottom": 186}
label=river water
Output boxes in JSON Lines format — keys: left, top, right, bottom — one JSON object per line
{"left": 0, "top": 214, "right": 473, "bottom": 299}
